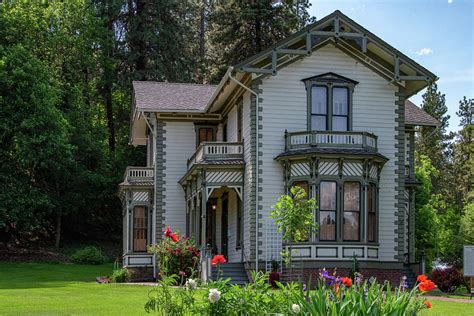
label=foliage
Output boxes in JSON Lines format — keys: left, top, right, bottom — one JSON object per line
{"left": 460, "top": 202, "right": 474, "bottom": 246}
{"left": 144, "top": 269, "right": 436, "bottom": 315}
{"left": 145, "top": 275, "right": 199, "bottom": 315}
{"left": 70, "top": 246, "right": 107, "bottom": 265}
{"left": 111, "top": 267, "right": 131, "bottom": 283}
{"left": 414, "top": 155, "right": 441, "bottom": 269}
{"left": 430, "top": 267, "right": 464, "bottom": 294}
{"left": 349, "top": 254, "right": 360, "bottom": 280}
{"left": 271, "top": 186, "right": 318, "bottom": 263}
{"left": 148, "top": 227, "right": 200, "bottom": 281}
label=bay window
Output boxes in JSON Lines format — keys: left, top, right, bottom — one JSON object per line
{"left": 319, "top": 181, "right": 337, "bottom": 241}
{"left": 343, "top": 182, "right": 360, "bottom": 241}
{"left": 368, "top": 183, "right": 377, "bottom": 242}
{"left": 132, "top": 205, "right": 149, "bottom": 252}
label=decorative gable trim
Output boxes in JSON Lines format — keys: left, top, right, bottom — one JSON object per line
{"left": 301, "top": 72, "right": 359, "bottom": 85}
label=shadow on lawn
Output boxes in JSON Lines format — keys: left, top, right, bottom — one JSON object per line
{"left": 0, "top": 262, "right": 114, "bottom": 289}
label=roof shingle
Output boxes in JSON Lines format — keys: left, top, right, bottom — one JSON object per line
{"left": 133, "top": 81, "right": 216, "bottom": 112}
{"left": 405, "top": 100, "right": 439, "bottom": 126}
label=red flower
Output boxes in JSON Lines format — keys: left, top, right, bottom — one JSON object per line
{"left": 417, "top": 275, "right": 427, "bottom": 283}
{"left": 340, "top": 277, "right": 352, "bottom": 287}
{"left": 169, "top": 232, "right": 179, "bottom": 242}
{"left": 424, "top": 301, "right": 431, "bottom": 309}
{"left": 164, "top": 226, "right": 172, "bottom": 237}
{"left": 211, "top": 254, "right": 226, "bottom": 265}
{"left": 419, "top": 279, "right": 436, "bottom": 292}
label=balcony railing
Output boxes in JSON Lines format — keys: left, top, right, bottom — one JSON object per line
{"left": 187, "top": 142, "right": 244, "bottom": 169}
{"left": 123, "top": 166, "right": 154, "bottom": 183}
{"left": 285, "top": 131, "right": 377, "bottom": 151}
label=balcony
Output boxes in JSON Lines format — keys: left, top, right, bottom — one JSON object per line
{"left": 187, "top": 142, "right": 244, "bottom": 170}
{"left": 285, "top": 131, "right": 377, "bottom": 151}
{"left": 120, "top": 166, "right": 154, "bottom": 187}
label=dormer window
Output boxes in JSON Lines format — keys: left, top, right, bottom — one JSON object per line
{"left": 303, "top": 73, "right": 358, "bottom": 131}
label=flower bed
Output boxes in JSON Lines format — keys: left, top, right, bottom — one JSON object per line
{"left": 145, "top": 268, "right": 436, "bottom": 315}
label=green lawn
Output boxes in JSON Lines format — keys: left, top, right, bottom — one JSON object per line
{"left": 0, "top": 262, "right": 473, "bottom": 315}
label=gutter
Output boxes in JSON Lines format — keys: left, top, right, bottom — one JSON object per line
{"left": 228, "top": 67, "right": 260, "bottom": 272}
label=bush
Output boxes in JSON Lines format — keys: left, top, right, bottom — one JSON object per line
{"left": 70, "top": 246, "right": 107, "bottom": 265}
{"left": 430, "top": 267, "right": 464, "bottom": 293}
{"left": 148, "top": 227, "right": 200, "bottom": 281}
{"left": 111, "top": 268, "right": 131, "bottom": 283}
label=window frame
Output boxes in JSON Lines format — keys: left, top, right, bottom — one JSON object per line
{"left": 342, "top": 181, "right": 361, "bottom": 242}
{"left": 303, "top": 73, "right": 357, "bottom": 132}
{"left": 194, "top": 124, "right": 217, "bottom": 148}
{"left": 318, "top": 180, "right": 338, "bottom": 242}
{"left": 367, "top": 182, "right": 378, "bottom": 243}
{"left": 130, "top": 204, "right": 152, "bottom": 253}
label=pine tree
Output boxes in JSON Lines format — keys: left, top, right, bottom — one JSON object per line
{"left": 207, "top": 0, "right": 314, "bottom": 82}
{"left": 416, "top": 83, "right": 454, "bottom": 197}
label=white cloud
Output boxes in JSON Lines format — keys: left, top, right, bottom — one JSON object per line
{"left": 448, "top": 0, "right": 453, "bottom": 4}
{"left": 416, "top": 48, "right": 433, "bottom": 56}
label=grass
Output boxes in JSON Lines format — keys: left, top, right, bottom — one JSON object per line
{"left": 0, "top": 261, "right": 473, "bottom": 315}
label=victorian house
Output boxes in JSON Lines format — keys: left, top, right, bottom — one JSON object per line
{"left": 119, "top": 10, "right": 438, "bottom": 283}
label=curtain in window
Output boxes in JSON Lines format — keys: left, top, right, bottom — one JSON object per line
{"left": 343, "top": 182, "right": 360, "bottom": 241}
{"left": 332, "top": 87, "right": 348, "bottom": 131}
{"left": 320, "top": 181, "right": 336, "bottom": 241}
{"left": 311, "top": 86, "right": 327, "bottom": 131}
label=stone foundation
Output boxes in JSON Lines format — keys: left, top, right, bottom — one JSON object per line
{"left": 127, "top": 267, "right": 154, "bottom": 282}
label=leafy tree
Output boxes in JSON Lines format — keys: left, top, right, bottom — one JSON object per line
{"left": 414, "top": 155, "right": 441, "bottom": 271}
{"left": 0, "top": 45, "right": 74, "bottom": 243}
{"left": 271, "top": 186, "right": 318, "bottom": 279}
{"left": 460, "top": 201, "right": 474, "bottom": 246}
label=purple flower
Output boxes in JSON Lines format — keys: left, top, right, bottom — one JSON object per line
{"left": 400, "top": 275, "right": 408, "bottom": 290}
{"left": 364, "top": 287, "right": 368, "bottom": 301}
{"left": 354, "top": 272, "right": 362, "bottom": 286}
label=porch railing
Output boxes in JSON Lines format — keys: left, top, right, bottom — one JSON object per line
{"left": 123, "top": 166, "right": 154, "bottom": 182}
{"left": 285, "top": 131, "right": 377, "bottom": 151}
{"left": 187, "top": 142, "right": 244, "bottom": 169}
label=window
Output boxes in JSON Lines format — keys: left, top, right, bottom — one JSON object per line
{"left": 304, "top": 73, "right": 357, "bottom": 131}
{"left": 332, "top": 87, "right": 349, "bottom": 131}
{"left": 343, "top": 182, "right": 360, "bottom": 241}
{"left": 198, "top": 128, "right": 214, "bottom": 145}
{"left": 319, "top": 181, "right": 337, "bottom": 241}
{"left": 311, "top": 86, "right": 328, "bottom": 131}
{"left": 133, "top": 206, "right": 148, "bottom": 252}
{"left": 368, "top": 183, "right": 377, "bottom": 242}
{"left": 236, "top": 198, "right": 242, "bottom": 248}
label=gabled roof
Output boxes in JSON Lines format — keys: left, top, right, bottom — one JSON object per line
{"left": 405, "top": 100, "right": 439, "bottom": 126}
{"left": 301, "top": 72, "right": 359, "bottom": 85}
{"left": 132, "top": 81, "right": 216, "bottom": 112}
{"left": 234, "top": 10, "right": 437, "bottom": 98}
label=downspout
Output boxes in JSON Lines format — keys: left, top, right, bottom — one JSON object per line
{"left": 141, "top": 111, "right": 157, "bottom": 280}
{"left": 228, "top": 68, "right": 260, "bottom": 272}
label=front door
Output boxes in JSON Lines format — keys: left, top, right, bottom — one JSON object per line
{"left": 221, "top": 195, "right": 229, "bottom": 258}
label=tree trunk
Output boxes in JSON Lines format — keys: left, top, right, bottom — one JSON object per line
{"left": 198, "top": 2, "right": 206, "bottom": 83}
{"left": 55, "top": 214, "right": 61, "bottom": 248}
{"left": 105, "top": 84, "right": 115, "bottom": 151}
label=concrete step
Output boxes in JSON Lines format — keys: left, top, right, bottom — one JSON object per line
{"left": 210, "top": 263, "right": 248, "bottom": 285}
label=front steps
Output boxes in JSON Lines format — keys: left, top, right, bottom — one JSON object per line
{"left": 211, "top": 262, "right": 249, "bottom": 285}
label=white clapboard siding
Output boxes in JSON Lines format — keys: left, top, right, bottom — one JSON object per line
{"left": 163, "top": 122, "right": 196, "bottom": 234}
{"left": 242, "top": 92, "right": 252, "bottom": 259}
{"left": 227, "top": 189, "right": 241, "bottom": 263}
{"left": 259, "top": 44, "right": 398, "bottom": 262}
{"left": 227, "top": 106, "right": 238, "bottom": 142}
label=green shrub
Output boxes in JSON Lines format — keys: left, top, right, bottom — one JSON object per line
{"left": 70, "top": 246, "right": 107, "bottom": 265}
{"left": 111, "top": 268, "right": 131, "bottom": 283}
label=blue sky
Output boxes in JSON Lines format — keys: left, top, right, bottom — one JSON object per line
{"left": 308, "top": 0, "right": 473, "bottom": 132}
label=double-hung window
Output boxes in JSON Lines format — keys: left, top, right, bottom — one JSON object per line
{"left": 304, "top": 73, "right": 357, "bottom": 131}
{"left": 343, "top": 182, "right": 360, "bottom": 241}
